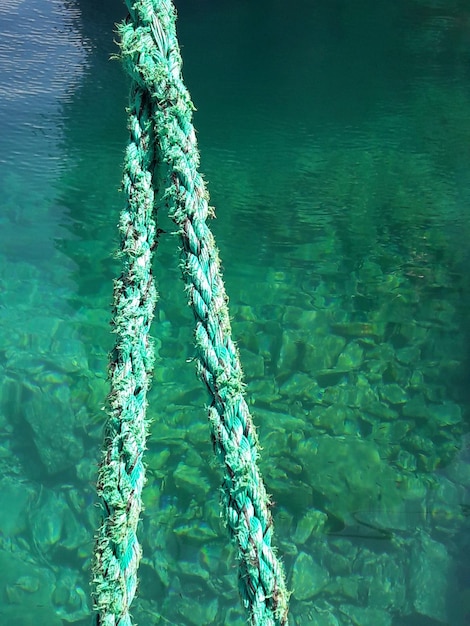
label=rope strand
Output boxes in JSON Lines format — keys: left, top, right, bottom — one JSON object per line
{"left": 92, "top": 84, "right": 158, "bottom": 626}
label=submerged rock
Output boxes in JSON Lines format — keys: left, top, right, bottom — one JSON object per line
{"left": 173, "top": 462, "right": 210, "bottom": 499}
{"left": 311, "top": 404, "right": 358, "bottom": 436}
{"left": 300, "top": 603, "right": 341, "bottom": 625}
{"left": 0, "top": 478, "right": 34, "bottom": 535}
{"left": 379, "top": 383, "right": 407, "bottom": 405}
{"left": 23, "top": 389, "right": 84, "bottom": 475}
{"left": 408, "top": 532, "right": 450, "bottom": 623}
{"left": 292, "top": 509, "right": 327, "bottom": 544}
{"left": 0, "top": 606, "right": 62, "bottom": 626}
{"left": 331, "top": 321, "right": 384, "bottom": 340}
{"left": 303, "top": 334, "right": 347, "bottom": 373}
{"left": 0, "top": 551, "right": 58, "bottom": 625}
{"left": 336, "top": 341, "right": 364, "bottom": 371}
{"left": 402, "top": 394, "right": 428, "bottom": 419}
{"left": 340, "top": 604, "right": 392, "bottom": 626}
{"left": 30, "top": 490, "right": 67, "bottom": 557}
{"left": 177, "top": 596, "right": 218, "bottom": 625}
{"left": 427, "top": 401, "right": 461, "bottom": 426}
{"left": 292, "top": 552, "right": 329, "bottom": 600}
{"left": 365, "top": 400, "right": 398, "bottom": 421}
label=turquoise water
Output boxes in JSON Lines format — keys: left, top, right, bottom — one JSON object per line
{"left": 1, "top": 0, "right": 470, "bottom": 624}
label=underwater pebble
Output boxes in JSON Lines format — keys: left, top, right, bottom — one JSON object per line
{"left": 150, "top": 551, "right": 170, "bottom": 587}
{"left": 177, "top": 596, "right": 218, "bottom": 625}
{"left": 395, "top": 345, "right": 420, "bottom": 365}
{"left": 53, "top": 572, "right": 89, "bottom": 623}
{"left": 248, "top": 376, "right": 279, "bottom": 403}
{"left": 422, "top": 382, "right": 447, "bottom": 403}
{"left": 292, "top": 552, "right": 329, "bottom": 600}
{"left": 331, "top": 321, "right": 384, "bottom": 340}
{"left": 146, "top": 448, "right": 171, "bottom": 471}
{"left": 335, "top": 576, "right": 360, "bottom": 602}
{"left": 403, "top": 475, "right": 428, "bottom": 501}
{"left": 428, "top": 476, "right": 464, "bottom": 535}
{"left": 379, "top": 383, "right": 407, "bottom": 405}
{"left": 296, "top": 607, "right": 342, "bottom": 626}
{"left": 14, "top": 575, "right": 40, "bottom": 593}
{"left": 49, "top": 337, "right": 89, "bottom": 374}
{"left": 24, "top": 391, "right": 84, "bottom": 475}
{"left": 315, "top": 369, "right": 347, "bottom": 388}
{"left": 197, "top": 542, "right": 226, "bottom": 575}
{"left": 363, "top": 400, "right": 398, "bottom": 421}
{"left": 303, "top": 334, "right": 347, "bottom": 373}
{"left": 364, "top": 359, "right": 388, "bottom": 382}
{"left": 403, "top": 433, "right": 434, "bottom": 455}
{"left": 224, "top": 606, "right": 249, "bottom": 626}
{"left": 0, "top": 551, "right": 58, "bottom": 621}
{"left": 292, "top": 509, "right": 328, "bottom": 544}
{"left": 322, "top": 549, "right": 353, "bottom": 577}
{"left": 446, "top": 457, "right": 470, "bottom": 488}
{"left": 56, "top": 502, "right": 89, "bottom": 553}
{"left": 277, "top": 456, "right": 303, "bottom": 475}
{"left": 1, "top": 605, "right": 63, "bottom": 626}
{"left": 283, "top": 306, "right": 322, "bottom": 329}
{"left": 311, "top": 404, "right": 358, "bottom": 436}
{"left": 278, "top": 540, "right": 299, "bottom": 557}
{"left": 346, "top": 373, "right": 377, "bottom": 407}
{"left": 279, "top": 372, "right": 324, "bottom": 405}
{"left": 274, "top": 507, "right": 294, "bottom": 536}
{"left": 75, "top": 456, "right": 100, "bottom": 484}
{"left": 239, "top": 346, "right": 265, "bottom": 379}
{"left": 336, "top": 341, "right": 363, "bottom": 371}
{"left": 267, "top": 475, "right": 313, "bottom": 511}
{"left": 402, "top": 394, "right": 428, "bottom": 419}
{"left": 427, "top": 401, "right": 461, "bottom": 426}
{"left": 384, "top": 361, "right": 411, "bottom": 386}
{"left": 365, "top": 554, "right": 406, "bottom": 609}
{"left": 320, "top": 383, "right": 349, "bottom": 406}
{"left": 178, "top": 559, "right": 210, "bottom": 581}
{"left": 255, "top": 407, "right": 307, "bottom": 435}
{"left": 257, "top": 327, "right": 282, "bottom": 370}
{"left": 30, "top": 490, "right": 67, "bottom": 555}
{"left": 173, "top": 462, "right": 210, "bottom": 499}
{"left": 297, "top": 435, "right": 400, "bottom": 520}
{"left": 339, "top": 604, "right": 392, "bottom": 626}
{"left": 0, "top": 478, "right": 34, "bottom": 535}
{"left": 408, "top": 369, "right": 424, "bottom": 389}
{"left": 394, "top": 449, "right": 417, "bottom": 472}
{"left": 173, "top": 521, "right": 218, "bottom": 543}
{"left": 409, "top": 533, "right": 450, "bottom": 623}
{"left": 369, "top": 420, "right": 411, "bottom": 445}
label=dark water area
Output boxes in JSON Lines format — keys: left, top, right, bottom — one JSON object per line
{"left": 1, "top": 1, "right": 470, "bottom": 625}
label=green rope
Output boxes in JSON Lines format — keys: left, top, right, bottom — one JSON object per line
{"left": 120, "top": 2, "right": 290, "bottom": 624}
{"left": 91, "top": 80, "right": 158, "bottom": 624}
{"left": 93, "top": 1, "right": 290, "bottom": 625}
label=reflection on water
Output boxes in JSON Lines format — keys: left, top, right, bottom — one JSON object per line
{"left": 0, "top": 0, "right": 470, "bottom": 625}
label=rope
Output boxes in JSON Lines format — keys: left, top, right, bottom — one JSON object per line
{"left": 91, "top": 81, "right": 158, "bottom": 624}
{"left": 120, "top": 2, "right": 290, "bottom": 623}
{"left": 93, "top": 1, "right": 290, "bottom": 624}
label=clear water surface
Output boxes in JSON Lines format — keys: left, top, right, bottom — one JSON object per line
{"left": 1, "top": 0, "right": 470, "bottom": 624}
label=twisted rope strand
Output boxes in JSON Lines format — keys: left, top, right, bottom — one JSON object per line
{"left": 119, "top": 2, "right": 290, "bottom": 624}
{"left": 92, "top": 84, "right": 158, "bottom": 626}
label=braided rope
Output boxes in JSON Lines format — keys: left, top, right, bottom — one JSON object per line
{"left": 91, "top": 82, "right": 158, "bottom": 625}
{"left": 119, "top": 2, "right": 290, "bottom": 624}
